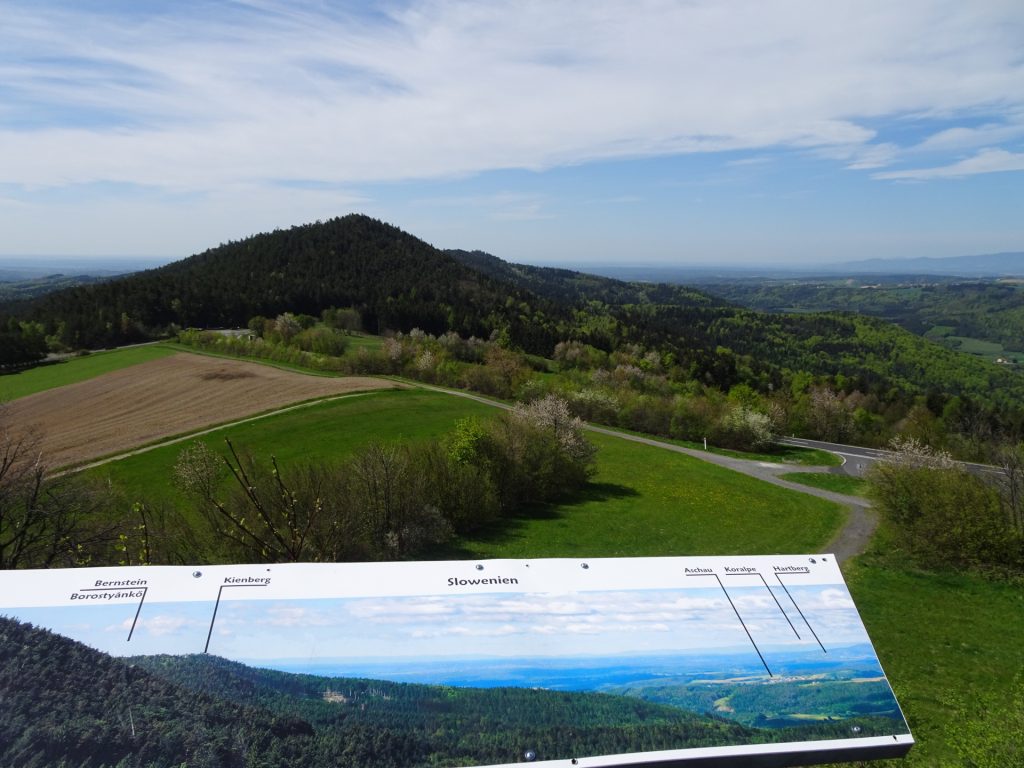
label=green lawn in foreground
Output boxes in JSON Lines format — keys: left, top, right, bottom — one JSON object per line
{"left": 1, "top": 344, "right": 177, "bottom": 401}
{"left": 780, "top": 471, "right": 869, "bottom": 497}
{"left": 845, "top": 556, "right": 1024, "bottom": 767}
{"left": 450, "top": 431, "right": 845, "bottom": 559}
{"left": 92, "top": 387, "right": 844, "bottom": 558}
{"left": 90, "top": 389, "right": 497, "bottom": 509}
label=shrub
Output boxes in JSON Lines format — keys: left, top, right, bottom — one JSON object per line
{"left": 715, "top": 406, "right": 775, "bottom": 451}
{"left": 867, "top": 437, "right": 1024, "bottom": 572}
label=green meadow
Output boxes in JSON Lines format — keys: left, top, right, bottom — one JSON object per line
{"left": 845, "top": 552, "right": 1024, "bottom": 767}
{"left": 452, "top": 431, "right": 844, "bottom": 559}
{"left": 90, "top": 389, "right": 496, "bottom": 508}
{"left": 780, "top": 471, "right": 869, "bottom": 497}
{"left": 90, "top": 387, "right": 844, "bottom": 557}
{"left": 0, "top": 344, "right": 177, "bottom": 401}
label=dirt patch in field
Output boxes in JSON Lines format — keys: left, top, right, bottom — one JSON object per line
{"left": 4, "top": 353, "right": 398, "bottom": 468}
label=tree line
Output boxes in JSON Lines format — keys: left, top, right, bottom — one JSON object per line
{"left": 866, "top": 437, "right": 1024, "bottom": 574}
{"left": 179, "top": 317, "right": 1022, "bottom": 463}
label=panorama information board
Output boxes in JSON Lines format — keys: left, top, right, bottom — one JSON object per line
{"left": 0, "top": 556, "right": 912, "bottom": 767}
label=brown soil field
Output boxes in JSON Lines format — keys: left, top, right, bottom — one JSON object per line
{"left": 4, "top": 353, "right": 398, "bottom": 468}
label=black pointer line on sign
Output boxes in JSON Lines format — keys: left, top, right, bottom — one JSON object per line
{"left": 77, "top": 587, "right": 149, "bottom": 642}
{"left": 686, "top": 572, "right": 772, "bottom": 677}
{"left": 774, "top": 573, "right": 827, "bottom": 654}
{"left": 205, "top": 583, "right": 269, "bottom": 653}
{"left": 723, "top": 572, "right": 802, "bottom": 640}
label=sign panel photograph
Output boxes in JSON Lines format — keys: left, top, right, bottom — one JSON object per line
{"left": 0, "top": 555, "right": 913, "bottom": 767}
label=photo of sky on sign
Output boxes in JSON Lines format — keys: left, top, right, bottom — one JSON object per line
{"left": 5, "top": 583, "right": 871, "bottom": 668}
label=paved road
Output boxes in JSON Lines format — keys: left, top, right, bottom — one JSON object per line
{"left": 776, "top": 437, "right": 891, "bottom": 477}
{"left": 777, "top": 436, "right": 1004, "bottom": 478}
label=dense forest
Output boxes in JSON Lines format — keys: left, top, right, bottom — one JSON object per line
{"left": 0, "top": 616, "right": 904, "bottom": 767}
{"left": 4, "top": 214, "right": 1024, "bottom": 446}
{"left": 0, "top": 273, "right": 108, "bottom": 302}
{"left": 6, "top": 216, "right": 563, "bottom": 353}
{"left": 699, "top": 277, "right": 1024, "bottom": 361}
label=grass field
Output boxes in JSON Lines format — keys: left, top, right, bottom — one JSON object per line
{"left": 451, "top": 432, "right": 845, "bottom": 558}
{"left": 0, "top": 344, "right": 177, "bottom": 401}
{"left": 780, "top": 471, "right": 869, "bottom": 497}
{"left": 90, "top": 389, "right": 496, "bottom": 507}
{"left": 345, "top": 332, "right": 384, "bottom": 351}
{"left": 845, "top": 552, "right": 1024, "bottom": 767}
{"left": 92, "top": 387, "right": 845, "bottom": 558}
{"left": 941, "top": 335, "right": 1024, "bottom": 364}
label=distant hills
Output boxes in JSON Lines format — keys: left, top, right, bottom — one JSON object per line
{"left": 0, "top": 256, "right": 169, "bottom": 282}
{"left": 566, "top": 251, "right": 1024, "bottom": 283}
{"left": 834, "top": 251, "right": 1024, "bottom": 277}
{"left": 0, "top": 272, "right": 110, "bottom": 302}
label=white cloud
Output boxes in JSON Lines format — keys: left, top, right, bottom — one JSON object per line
{"left": 873, "top": 148, "right": 1024, "bottom": 180}
{"left": 2, "top": 0, "right": 1022, "bottom": 193}
{"left": 121, "top": 614, "right": 199, "bottom": 637}
{"left": 845, "top": 143, "right": 902, "bottom": 170}
{"left": 411, "top": 623, "right": 521, "bottom": 639}
{"left": 913, "top": 118, "right": 1024, "bottom": 153}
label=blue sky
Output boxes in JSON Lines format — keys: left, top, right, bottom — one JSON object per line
{"left": 4, "top": 584, "right": 869, "bottom": 662}
{"left": 1, "top": 1, "right": 1022, "bottom": 265}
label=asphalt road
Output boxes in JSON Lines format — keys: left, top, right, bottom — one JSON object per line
{"left": 776, "top": 437, "right": 892, "bottom": 476}
{"left": 777, "top": 436, "right": 1004, "bottom": 479}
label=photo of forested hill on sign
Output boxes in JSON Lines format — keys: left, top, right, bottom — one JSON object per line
{"left": 2, "top": 580, "right": 909, "bottom": 767}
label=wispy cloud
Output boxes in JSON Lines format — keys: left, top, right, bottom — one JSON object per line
{"left": 873, "top": 148, "right": 1024, "bottom": 180}
{"left": 2, "top": 0, "right": 1022, "bottom": 192}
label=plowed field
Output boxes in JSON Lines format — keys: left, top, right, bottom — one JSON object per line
{"left": 5, "top": 353, "right": 397, "bottom": 468}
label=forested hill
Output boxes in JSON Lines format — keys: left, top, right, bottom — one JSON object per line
{"left": 448, "top": 248, "right": 1024, "bottom": 413}
{"left": 18, "top": 215, "right": 566, "bottom": 352}
{"left": 0, "top": 616, "right": 307, "bottom": 767}
{"left": 697, "top": 278, "right": 1024, "bottom": 358}
{"left": 448, "top": 248, "right": 726, "bottom": 308}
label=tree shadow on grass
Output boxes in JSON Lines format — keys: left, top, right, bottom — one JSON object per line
{"left": 427, "top": 482, "right": 638, "bottom": 560}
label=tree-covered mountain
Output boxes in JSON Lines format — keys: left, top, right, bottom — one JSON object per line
{"left": 7, "top": 214, "right": 1024, "bottom": 429}
{"left": 450, "top": 248, "right": 1024, "bottom": 415}
{"left": 0, "top": 616, "right": 308, "bottom": 767}
{"left": 448, "top": 249, "right": 726, "bottom": 308}
{"left": 15, "top": 215, "right": 567, "bottom": 353}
